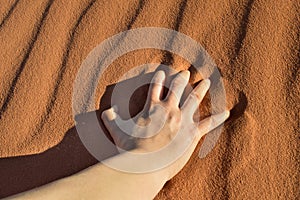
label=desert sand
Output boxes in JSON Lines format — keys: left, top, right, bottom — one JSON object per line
{"left": 0, "top": 0, "right": 299, "bottom": 199}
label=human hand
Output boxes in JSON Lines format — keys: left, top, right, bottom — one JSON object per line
{"left": 101, "top": 70, "right": 229, "bottom": 180}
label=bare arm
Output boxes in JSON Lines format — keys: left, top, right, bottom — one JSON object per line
{"left": 6, "top": 70, "right": 229, "bottom": 200}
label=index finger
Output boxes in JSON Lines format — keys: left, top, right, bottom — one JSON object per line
{"left": 181, "top": 79, "right": 210, "bottom": 120}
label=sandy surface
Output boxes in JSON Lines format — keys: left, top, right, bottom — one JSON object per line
{"left": 0, "top": 0, "right": 299, "bottom": 199}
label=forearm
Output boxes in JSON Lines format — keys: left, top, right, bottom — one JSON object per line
{"left": 5, "top": 153, "right": 168, "bottom": 200}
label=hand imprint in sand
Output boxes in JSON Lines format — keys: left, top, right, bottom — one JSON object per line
{"left": 102, "top": 70, "right": 229, "bottom": 175}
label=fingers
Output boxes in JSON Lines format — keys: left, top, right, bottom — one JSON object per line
{"left": 101, "top": 106, "right": 122, "bottom": 140}
{"left": 181, "top": 79, "right": 210, "bottom": 119}
{"left": 166, "top": 70, "right": 190, "bottom": 106}
{"left": 197, "top": 110, "right": 230, "bottom": 136}
{"left": 145, "top": 71, "right": 166, "bottom": 109}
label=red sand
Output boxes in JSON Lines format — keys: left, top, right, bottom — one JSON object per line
{"left": 0, "top": 0, "right": 299, "bottom": 199}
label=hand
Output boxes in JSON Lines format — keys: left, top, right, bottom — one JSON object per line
{"left": 101, "top": 70, "right": 229, "bottom": 180}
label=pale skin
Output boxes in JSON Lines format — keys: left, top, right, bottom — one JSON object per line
{"left": 6, "top": 70, "right": 229, "bottom": 200}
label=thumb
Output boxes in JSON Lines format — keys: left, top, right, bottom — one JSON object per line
{"left": 101, "top": 106, "right": 122, "bottom": 139}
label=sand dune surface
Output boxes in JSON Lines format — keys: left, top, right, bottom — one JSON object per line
{"left": 0, "top": 0, "right": 299, "bottom": 199}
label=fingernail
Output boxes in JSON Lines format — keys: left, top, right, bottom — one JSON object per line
{"left": 112, "top": 105, "right": 118, "bottom": 113}
{"left": 219, "top": 110, "right": 230, "bottom": 120}
{"left": 153, "top": 70, "right": 165, "bottom": 82}
{"left": 180, "top": 70, "right": 190, "bottom": 80}
{"left": 202, "top": 79, "right": 211, "bottom": 87}
{"left": 182, "top": 70, "right": 190, "bottom": 76}
{"left": 212, "top": 110, "right": 230, "bottom": 121}
{"left": 224, "top": 110, "right": 230, "bottom": 118}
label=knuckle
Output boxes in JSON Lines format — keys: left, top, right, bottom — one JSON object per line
{"left": 189, "top": 92, "right": 201, "bottom": 101}
{"left": 166, "top": 109, "right": 181, "bottom": 122}
{"left": 150, "top": 95, "right": 159, "bottom": 102}
{"left": 173, "top": 77, "right": 186, "bottom": 86}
